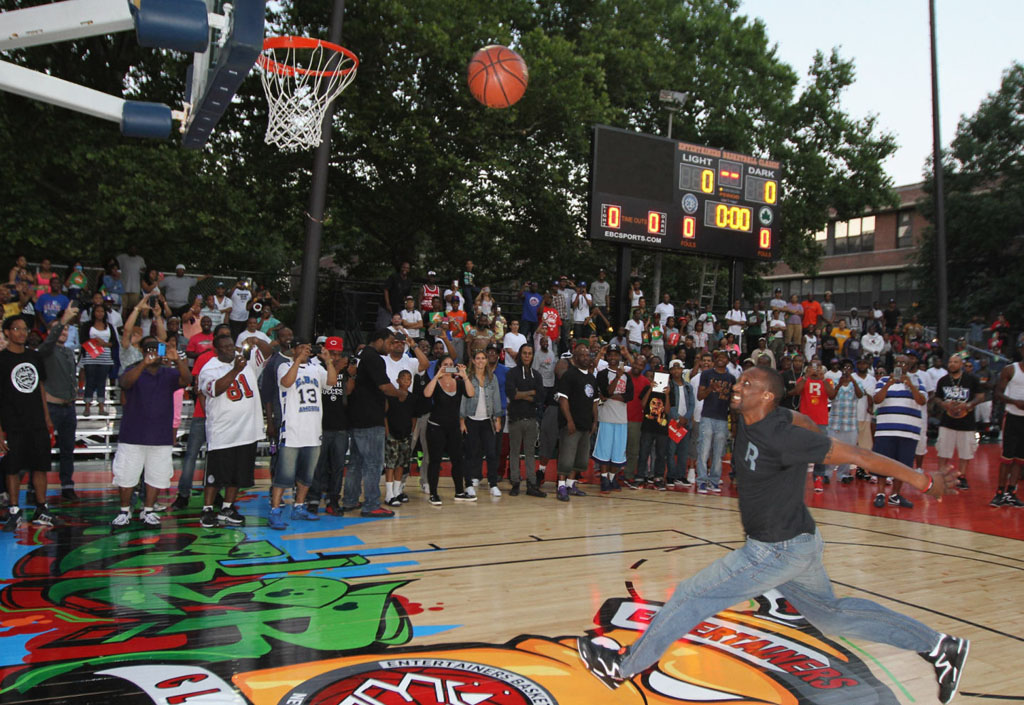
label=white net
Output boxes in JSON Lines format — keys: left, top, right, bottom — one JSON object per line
{"left": 258, "top": 38, "right": 358, "bottom": 151}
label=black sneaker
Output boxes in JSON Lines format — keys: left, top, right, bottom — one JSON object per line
{"left": 305, "top": 502, "right": 320, "bottom": 516}
{"left": 428, "top": 494, "right": 442, "bottom": 506}
{"left": 61, "top": 488, "right": 79, "bottom": 501}
{"left": 840, "top": 476, "right": 854, "bottom": 485}
{"left": 32, "top": 509, "right": 56, "bottom": 527}
{"left": 989, "top": 492, "right": 1006, "bottom": 507}
{"left": 3, "top": 510, "right": 24, "bottom": 532}
{"left": 199, "top": 507, "right": 219, "bottom": 528}
{"left": 920, "top": 634, "right": 969, "bottom": 704}
{"left": 171, "top": 494, "right": 190, "bottom": 511}
{"left": 525, "top": 485, "right": 547, "bottom": 498}
{"left": 1003, "top": 492, "right": 1024, "bottom": 508}
{"left": 217, "top": 506, "right": 245, "bottom": 526}
{"left": 888, "top": 493, "right": 914, "bottom": 508}
{"left": 873, "top": 493, "right": 886, "bottom": 508}
{"left": 386, "top": 497, "right": 402, "bottom": 507}
{"left": 855, "top": 467, "right": 870, "bottom": 480}
{"left": 956, "top": 476, "right": 969, "bottom": 490}
{"left": 397, "top": 493, "right": 410, "bottom": 503}
{"left": 576, "top": 637, "right": 627, "bottom": 690}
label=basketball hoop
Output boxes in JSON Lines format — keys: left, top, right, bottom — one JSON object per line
{"left": 258, "top": 36, "right": 358, "bottom": 151}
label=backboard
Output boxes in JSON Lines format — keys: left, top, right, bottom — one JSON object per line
{"left": 181, "top": 0, "right": 265, "bottom": 149}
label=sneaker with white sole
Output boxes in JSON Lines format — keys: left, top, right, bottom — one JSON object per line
{"left": 920, "top": 634, "right": 969, "bottom": 704}
{"left": 111, "top": 510, "right": 132, "bottom": 527}
{"left": 465, "top": 485, "right": 477, "bottom": 499}
{"left": 453, "top": 492, "right": 476, "bottom": 502}
{"left": 200, "top": 507, "right": 219, "bottom": 528}
{"left": 139, "top": 510, "right": 161, "bottom": 526}
{"left": 577, "top": 637, "right": 627, "bottom": 690}
{"left": 217, "top": 506, "right": 245, "bottom": 525}
{"left": 490, "top": 485, "right": 502, "bottom": 497}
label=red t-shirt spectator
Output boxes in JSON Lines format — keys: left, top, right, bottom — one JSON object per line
{"left": 626, "top": 372, "right": 650, "bottom": 423}
{"left": 186, "top": 332, "right": 214, "bottom": 364}
{"left": 540, "top": 306, "right": 561, "bottom": 341}
{"left": 799, "top": 377, "right": 830, "bottom": 425}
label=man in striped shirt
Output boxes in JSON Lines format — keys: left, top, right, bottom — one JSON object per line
{"left": 871, "top": 354, "right": 927, "bottom": 508}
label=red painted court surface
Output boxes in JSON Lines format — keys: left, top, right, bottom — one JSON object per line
{"left": 5, "top": 440, "right": 1021, "bottom": 705}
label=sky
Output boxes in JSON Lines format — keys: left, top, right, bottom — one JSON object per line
{"left": 741, "top": 0, "right": 1024, "bottom": 187}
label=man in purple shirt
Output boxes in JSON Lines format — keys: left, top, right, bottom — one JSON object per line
{"left": 110, "top": 337, "right": 191, "bottom": 527}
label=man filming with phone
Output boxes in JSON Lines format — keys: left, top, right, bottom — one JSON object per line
{"left": 110, "top": 336, "right": 192, "bottom": 528}
{"left": 870, "top": 354, "right": 927, "bottom": 509}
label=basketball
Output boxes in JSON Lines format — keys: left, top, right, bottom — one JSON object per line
{"left": 467, "top": 45, "right": 529, "bottom": 109}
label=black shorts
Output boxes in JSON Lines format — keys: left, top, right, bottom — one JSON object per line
{"left": 2, "top": 429, "right": 50, "bottom": 475}
{"left": 206, "top": 442, "right": 257, "bottom": 488}
{"left": 1002, "top": 414, "right": 1024, "bottom": 463}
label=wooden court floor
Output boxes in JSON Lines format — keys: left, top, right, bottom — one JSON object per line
{"left": 1, "top": 446, "right": 1022, "bottom": 705}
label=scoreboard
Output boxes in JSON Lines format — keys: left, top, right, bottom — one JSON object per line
{"left": 589, "top": 125, "right": 781, "bottom": 260}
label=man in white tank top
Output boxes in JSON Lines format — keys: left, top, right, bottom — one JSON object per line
{"left": 993, "top": 339, "right": 1024, "bottom": 506}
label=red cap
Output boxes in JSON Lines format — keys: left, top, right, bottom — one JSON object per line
{"left": 325, "top": 336, "right": 344, "bottom": 351}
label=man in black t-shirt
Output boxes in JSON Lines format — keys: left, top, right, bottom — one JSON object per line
{"left": 579, "top": 367, "right": 969, "bottom": 705}
{"left": 934, "top": 355, "right": 982, "bottom": 491}
{"left": 344, "top": 329, "right": 401, "bottom": 517}
{"left": 555, "top": 345, "right": 598, "bottom": 501}
{"left": 380, "top": 262, "right": 412, "bottom": 329}
{"left": 780, "top": 354, "right": 804, "bottom": 411}
{"left": 308, "top": 344, "right": 354, "bottom": 515}
{"left": 0, "top": 316, "right": 56, "bottom": 530}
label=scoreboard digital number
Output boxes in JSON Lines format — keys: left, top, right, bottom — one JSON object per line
{"left": 589, "top": 125, "right": 782, "bottom": 260}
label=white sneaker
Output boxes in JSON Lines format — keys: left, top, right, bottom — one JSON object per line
{"left": 465, "top": 486, "right": 477, "bottom": 498}
{"left": 490, "top": 485, "right": 502, "bottom": 497}
{"left": 686, "top": 468, "right": 696, "bottom": 484}
{"left": 140, "top": 510, "right": 161, "bottom": 526}
{"left": 111, "top": 510, "right": 131, "bottom": 527}
{"left": 421, "top": 483, "right": 429, "bottom": 493}
{"left": 472, "top": 479, "right": 480, "bottom": 488}
{"left": 152, "top": 501, "right": 168, "bottom": 512}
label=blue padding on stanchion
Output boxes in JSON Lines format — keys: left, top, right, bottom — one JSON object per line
{"left": 121, "top": 101, "right": 172, "bottom": 139}
{"left": 134, "top": 0, "right": 209, "bottom": 53}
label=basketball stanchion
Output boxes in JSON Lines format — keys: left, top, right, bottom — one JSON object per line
{"left": 258, "top": 36, "right": 359, "bottom": 151}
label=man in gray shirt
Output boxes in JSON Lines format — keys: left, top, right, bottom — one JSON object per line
{"left": 163, "top": 265, "right": 209, "bottom": 316}
{"left": 116, "top": 246, "right": 146, "bottom": 311}
{"left": 38, "top": 306, "right": 81, "bottom": 500}
{"left": 589, "top": 269, "right": 612, "bottom": 332}
{"left": 532, "top": 334, "right": 557, "bottom": 391}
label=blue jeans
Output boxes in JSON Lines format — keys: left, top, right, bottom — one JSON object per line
{"left": 828, "top": 427, "right": 858, "bottom": 479}
{"left": 619, "top": 530, "right": 940, "bottom": 677}
{"left": 308, "top": 429, "right": 349, "bottom": 502}
{"left": 47, "top": 403, "right": 77, "bottom": 488}
{"left": 176, "top": 415, "right": 207, "bottom": 497}
{"left": 344, "top": 426, "right": 384, "bottom": 511}
{"left": 274, "top": 445, "right": 321, "bottom": 488}
{"left": 82, "top": 364, "right": 110, "bottom": 403}
{"left": 696, "top": 417, "right": 728, "bottom": 484}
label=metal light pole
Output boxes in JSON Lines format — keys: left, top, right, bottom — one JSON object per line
{"left": 653, "top": 90, "right": 688, "bottom": 304}
{"left": 929, "top": 0, "right": 949, "bottom": 352}
{"left": 294, "top": 0, "right": 347, "bottom": 343}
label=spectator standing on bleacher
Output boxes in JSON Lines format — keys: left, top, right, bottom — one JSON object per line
{"left": 110, "top": 337, "right": 191, "bottom": 527}
{"left": 164, "top": 265, "right": 207, "bottom": 318}
{"left": 79, "top": 303, "right": 115, "bottom": 417}
{"left": 227, "top": 279, "right": 253, "bottom": 340}
{"left": 38, "top": 307, "right": 81, "bottom": 501}
{"left": 0, "top": 315, "right": 56, "bottom": 531}
{"left": 117, "top": 246, "right": 146, "bottom": 312}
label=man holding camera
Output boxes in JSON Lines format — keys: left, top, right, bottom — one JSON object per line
{"left": 227, "top": 279, "right": 254, "bottom": 340}
{"left": 871, "top": 354, "right": 927, "bottom": 508}
{"left": 111, "top": 337, "right": 192, "bottom": 527}
{"left": 198, "top": 332, "right": 274, "bottom": 528}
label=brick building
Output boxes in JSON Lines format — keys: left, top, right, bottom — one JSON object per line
{"left": 766, "top": 182, "right": 927, "bottom": 313}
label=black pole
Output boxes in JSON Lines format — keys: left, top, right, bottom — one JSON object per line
{"left": 929, "top": 0, "right": 949, "bottom": 352}
{"left": 616, "top": 245, "right": 632, "bottom": 329}
{"left": 294, "top": 0, "right": 347, "bottom": 343}
{"left": 729, "top": 259, "right": 744, "bottom": 305}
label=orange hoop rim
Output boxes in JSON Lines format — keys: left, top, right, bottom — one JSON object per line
{"left": 259, "top": 36, "right": 359, "bottom": 78}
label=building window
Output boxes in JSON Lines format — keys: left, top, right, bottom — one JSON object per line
{"left": 861, "top": 215, "right": 875, "bottom": 251}
{"left": 897, "top": 212, "right": 913, "bottom": 248}
{"left": 833, "top": 220, "right": 848, "bottom": 255}
{"left": 832, "top": 216, "right": 875, "bottom": 254}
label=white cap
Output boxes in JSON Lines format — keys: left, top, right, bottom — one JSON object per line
{"left": 668, "top": 359, "right": 685, "bottom": 369}
{"left": 175, "top": 264, "right": 185, "bottom": 270}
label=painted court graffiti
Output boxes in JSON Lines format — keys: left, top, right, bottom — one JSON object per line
{"left": 0, "top": 512, "right": 901, "bottom": 705}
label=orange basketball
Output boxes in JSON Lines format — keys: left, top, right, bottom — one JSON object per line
{"left": 467, "top": 45, "right": 529, "bottom": 108}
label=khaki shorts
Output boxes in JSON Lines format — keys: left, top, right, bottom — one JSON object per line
{"left": 857, "top": 419, "right": 873, "bottom": 449}
{"left": 112, "top": 443, "right": 173, "bottom": 489}
{"left": 935, "top": 426, "right": 977, "bottom": 461}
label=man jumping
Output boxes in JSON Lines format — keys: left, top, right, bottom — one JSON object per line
{"left": 578, "top": 366, "right": 969, "bottom": 704}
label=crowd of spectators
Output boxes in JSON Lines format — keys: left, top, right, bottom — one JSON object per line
{"left": 1, "top": 252, "right": 1021, "bottom": 531}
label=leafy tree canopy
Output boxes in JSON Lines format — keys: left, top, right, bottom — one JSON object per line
{"left": 2, "top": 0, "right": 896, "bottom": 300}
{"left": 914, "top": 62, "right": 1024, "bottom": 323}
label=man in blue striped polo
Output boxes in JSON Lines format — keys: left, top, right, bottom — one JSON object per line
{"left": 871, "top": 354, "right": 928, "bottom": 508}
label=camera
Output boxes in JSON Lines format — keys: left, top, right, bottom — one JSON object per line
{"left": 443, "top": 366, "right": 458, "bottom": 375}
{"left": 157, "top": 342, "right": 166, "bottom": 357}
{"left": 309, "top": 343, "right": 323, "bottom": 356}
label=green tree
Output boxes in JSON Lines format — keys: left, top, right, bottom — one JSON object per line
{"left": 914, "top": 62, "right": 1024, "bottom": 324}
{"left": 2, "top": 0, "right": 897, "bottom": 305}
